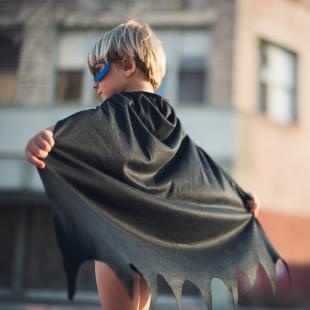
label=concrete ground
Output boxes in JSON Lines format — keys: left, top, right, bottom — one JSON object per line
{"left": 0, "top": 295, "right": 308, "bottom": 310}
{"left": 0, "top": 279, "right": 307, "bottom": 310}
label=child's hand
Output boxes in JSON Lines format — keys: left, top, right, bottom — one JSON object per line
{"left": 25, "top": 126, "right": 55, "bottom": 169}
{"left": 246, "top": 192, "right": 261, "bottom": 218}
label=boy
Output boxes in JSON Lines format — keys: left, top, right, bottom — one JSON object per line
{"left": 25, "top": 20, "right": 261, "bottom": 310}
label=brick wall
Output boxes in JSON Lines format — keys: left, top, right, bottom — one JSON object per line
{"left": 1, "top": 0, "right": 232, "bottom": 107}
{"left": 15, "top": 4, "right": 54, "bottom": 105}
{"left": 233, "top": 0, "right": 310, "bottom": 216}
{"left": 208, "top": 0, "right": 236, "bottom": 106}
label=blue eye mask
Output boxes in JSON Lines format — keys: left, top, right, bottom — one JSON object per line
{"left": 93, "top": 62, "right": 110, "bottom": 83}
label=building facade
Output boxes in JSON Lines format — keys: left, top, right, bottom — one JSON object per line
{"left": 233, "top": 0, "right": 310, "bottom": 306}
{"left": 0, "top": 0, "right": 238, "bottom": 306}
{"left": 0, "top": 0, "right": 309, "bottom": 307}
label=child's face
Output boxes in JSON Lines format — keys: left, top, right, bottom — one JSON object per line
{"left": 92, "top": 61, "right": 128, "bottom": 101}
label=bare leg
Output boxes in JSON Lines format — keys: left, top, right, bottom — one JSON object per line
{"left": 138, "top": 276, "right": 151, "bottom": 310}
{"left": 94, "top": 260, "right": 151, "bottom": 310}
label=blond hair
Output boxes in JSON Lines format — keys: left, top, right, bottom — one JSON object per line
{"left": 87, "top": 20, "right": 166, "bottom": 90}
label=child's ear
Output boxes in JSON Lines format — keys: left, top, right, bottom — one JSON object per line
{"left": 122, "top": 57, "right": 136, "bottom": 77}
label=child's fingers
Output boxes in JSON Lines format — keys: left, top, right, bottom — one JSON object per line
{"left": 247, "top": 192, "right": 260, "bottom": 207}
{"left": 246, "top": 199, "right": 255, "bottom": 208}
{"left": 250, "top": 192, "right": 259, "bottom": 203}
{"left": 40, "top": 129, "right": 55, "bottom": 147}
{"left": 36, "top": 136, "right": 53, "bottom": 152}
{"left": 246, "top": 193, "right": 261, "bottom": 218}
{"left": 25, "top": 149, "right": 45, "bottom": 169}
{"left": 245, "top": 199, "right": 257, "bottom": 215}
{"left": 28, "top": 141, "right": 49, "bottom": 159}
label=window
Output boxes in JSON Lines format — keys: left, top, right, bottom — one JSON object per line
{"left": 178, "top": 57, "right": 206, "bottom": 104}
{"left": 259, "top": 40, "right": 298, "bottom": 124}
{"left": 56, "top": 70, "right": 82, "bottom": 101}
{"left": 156, "top": 30, "right": 209, "bottom": 106}
{"left": 0, "top": 33, "right": 21, "bottom": 105}
{"left": 55, "top": 32, "right": 86, "bottom": 104}
{"left": 24, "top": 205, "right": 96, "bottom": 291}
{"left": 0, "top": 205, "right": 17, "bottom": 288}
{"left": 0, "top": 203, "right": 97, "bottom": 295}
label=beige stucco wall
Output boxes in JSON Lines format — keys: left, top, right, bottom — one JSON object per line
{"left": 232, "top": 0, "right": 310, "bottom": 216}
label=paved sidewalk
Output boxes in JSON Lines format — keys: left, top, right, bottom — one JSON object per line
{"left": 0, "top": 295, "right": 215, "bottom": 310}
{"left": 0, "top": 296, "right": 308, "bottom": 310}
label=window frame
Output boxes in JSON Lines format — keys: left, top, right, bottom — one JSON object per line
{"left": 258, "top": 39, "right": 298, "bottom": 125}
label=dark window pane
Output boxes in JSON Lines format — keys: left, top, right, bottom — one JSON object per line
{"left": 0, "top": 36, "right": 20, "bottom": 70}
{"left": 0, "top": 35, "right": 20, "bottom": 104}
{"left": 56, "top": 70, "right": 82, "bottom": 102}
{"left": 0, "top": 205, "right": 18, "bottom": 287}
{"left": 24, "top": 205, "right": 65, "bottom": 289}
{"left": 179, "top": 70, "right": 205, "bottom": 102}
{"left": 178, "top": 57, "right": 206, "bottom": 103}
{"left": 24, "top": 204, "right": 97, "bottom": 291}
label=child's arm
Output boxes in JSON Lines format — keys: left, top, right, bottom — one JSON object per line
{"left": 24, "top": 125, "right": 55, "bottom": 169}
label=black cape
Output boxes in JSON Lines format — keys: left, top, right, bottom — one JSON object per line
{"left": 37, "top": 91, "right": 291, "bottom": 310}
